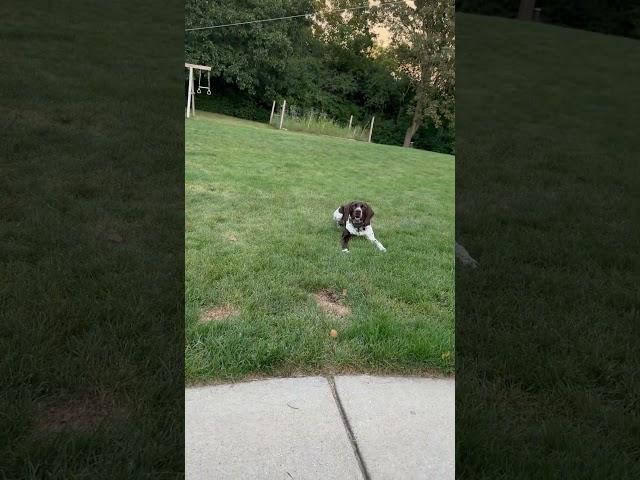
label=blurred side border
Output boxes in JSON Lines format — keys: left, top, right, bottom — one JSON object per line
{"left": 455, "top": 5, "right": 640, "bottom": 478}
{"left": 0, "top": 1, "right": 185, "bottom": 477}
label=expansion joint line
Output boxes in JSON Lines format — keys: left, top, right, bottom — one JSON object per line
{"left": 326, "top": 375, "right": 371, "bottom": 480}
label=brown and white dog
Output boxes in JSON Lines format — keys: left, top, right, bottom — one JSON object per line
{"left": 332, "top": 201, "right": 386, "bottom": 253}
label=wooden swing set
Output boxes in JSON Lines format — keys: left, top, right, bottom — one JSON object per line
{"left": 185, "top": 63, "right": 212, "bottom": 118}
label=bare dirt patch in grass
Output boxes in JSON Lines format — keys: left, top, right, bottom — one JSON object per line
{"left": 35, "top": 394, "right": 124, "bottom": 433}
{"left": 313, "top": 289, "right": 350, "bottom": 318}
{"left": 225, "top": 233, "right": 238, "bottom": 242}
{"left": 105, "top": 232, "right": 124, "bottom": 243}
{"left": 199, "top": 304, "right": 239, "bottom": 323}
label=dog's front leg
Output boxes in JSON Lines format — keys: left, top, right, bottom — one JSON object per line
{"left": 341, "top": 229, "right": 352, "bottom": 252}
{"left": 364, "top": 228, "right": 386, "bottom": 252}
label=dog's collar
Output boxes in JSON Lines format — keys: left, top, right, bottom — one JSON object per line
{"left": 350, "top": 219, "right": 364, "bottom": 231}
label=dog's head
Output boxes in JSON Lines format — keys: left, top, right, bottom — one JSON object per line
{"left": 347, "top": 201, "right": 374, "bottom": 227}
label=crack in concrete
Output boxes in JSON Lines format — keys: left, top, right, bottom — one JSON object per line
{"left": 327, "top": 376, "right": 371, "bottom": 480}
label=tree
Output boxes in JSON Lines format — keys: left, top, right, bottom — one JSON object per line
{"left": 185, "top": 0, "right": 314, "bottom": 96}
{"left": 386, "top": 0, "right": 455, "bottom": 147}
{"left": 312, "top": 0, "right": 379, "bottom": 53}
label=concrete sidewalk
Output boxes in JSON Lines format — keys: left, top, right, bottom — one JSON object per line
{"left": 186, "top": 375, "right": 454, "bottom": 480}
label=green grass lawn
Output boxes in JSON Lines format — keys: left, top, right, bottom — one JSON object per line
{"left": 456, "top": 13, "right": 640, "bottom": 478}
{"left": 185, "top": 112, "right": 454, "bottom": 383}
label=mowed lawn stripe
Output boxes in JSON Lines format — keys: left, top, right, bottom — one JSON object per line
{"left": 186, "top": 113, "right": 454, "bottom": 383}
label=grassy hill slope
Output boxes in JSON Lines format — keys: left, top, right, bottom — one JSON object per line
{"left": 185, "top": 113, "right": 455, "bottom": 383}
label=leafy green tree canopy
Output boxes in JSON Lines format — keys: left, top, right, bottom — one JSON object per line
{"left": 185, "top": 0, "right": 314, "bottom": 95}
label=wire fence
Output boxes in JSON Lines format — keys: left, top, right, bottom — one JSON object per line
{"left": 270, "top": 105, "right": 370, "bottom": 141}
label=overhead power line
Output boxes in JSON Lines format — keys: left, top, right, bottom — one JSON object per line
{"left": 185, "top": 1, "right": 404, "bottom": 32}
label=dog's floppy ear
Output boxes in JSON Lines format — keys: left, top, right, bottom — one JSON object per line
{"left": 362, "top": 202, "right": 374, "bottom": 226}
{"left": 339, "top": 202, "right": 352, "bottom": 226}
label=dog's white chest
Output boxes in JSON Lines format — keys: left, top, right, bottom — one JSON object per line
{"left": 346, "top": 222, "right": 371, "bottom": 236}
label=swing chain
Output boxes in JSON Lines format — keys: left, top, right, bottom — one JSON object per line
{"left": 196, "top": 69, "right": 211, "bottom": 95}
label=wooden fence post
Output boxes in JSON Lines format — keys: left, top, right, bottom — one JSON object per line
{"left": 191, "top": 82, "right": 196, "bottom": 117}
{"left": 279, "top": 100, "right": 286, "bottom": 129}
{"left": 348, "top": 115, "right": 353, "bottom": 130}
{"left": 186, "top": 67, "right": 193, "bottom": 118}
{"left": 269, "top": 100, "right": 276, "bottom": 124}
{"left": 368, "top": 116, "right": 375, "bottom": 142}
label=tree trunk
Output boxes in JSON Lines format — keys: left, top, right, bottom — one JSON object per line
{"left": 403, "top": 102, "right": 422, "bottom": 147}
{"left": 518, "top": 0, "right": 536, "bottom": 20}
{"left": 402, "top": 121, "right": 418, "bottom": 147}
